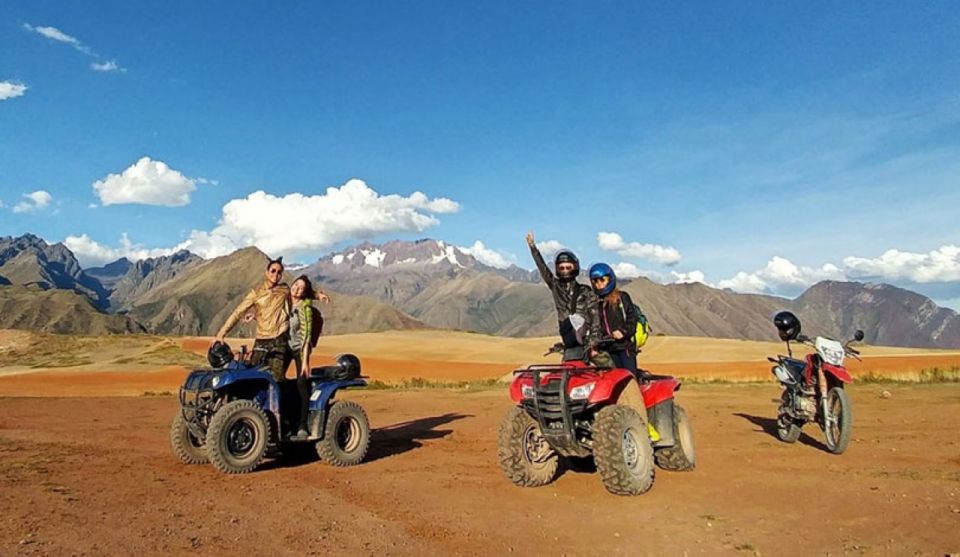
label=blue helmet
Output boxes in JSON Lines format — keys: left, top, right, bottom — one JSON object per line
{"left": 589, "top": 263, "right": 616, "bottom": 296}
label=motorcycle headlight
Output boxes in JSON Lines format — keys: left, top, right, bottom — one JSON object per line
{"left": 211, "top": 375, "right": 221, "bottom": 388}
{"left": 521, "top": 384, "right": 534, "bottom": 399}
{"left": 569, "top": 382, "right": 596, "bottom": 400}
{"left": 822, "top": 347, "right": 844, "bottom": 366}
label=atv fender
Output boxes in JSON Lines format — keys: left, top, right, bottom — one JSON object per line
{"left": 307, "top": 379, "right": 367, "bottom": 439}
{"left": 591, "top": 373, "right": 650, "bottom": 424}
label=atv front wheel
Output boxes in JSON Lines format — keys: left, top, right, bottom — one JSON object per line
{"left": 654, "top": 405, "right": 696, "bottom": 471}
{"left": 170, "top": 412, "right": 208, "bottom": 465}
{"left": 594, "top": 404, "right": 655, "bottom": 495}
{"left": 315, "top": 400, "right": 370, "bottom": 466}
{"left": 206, "top": 400, "right": 271, "bottom": 474}
{"left": 497, "top": 407, "right": 558, "bottom": 487}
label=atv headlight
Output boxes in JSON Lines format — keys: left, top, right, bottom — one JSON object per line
{"left": 569, "top": 382, "right": 596, "bottom": 400}
{"left": 521, "top": 384, "right": 534, "bottom": 399}
{"left": 211, "top": 375, "right": 221, "bottom": 388}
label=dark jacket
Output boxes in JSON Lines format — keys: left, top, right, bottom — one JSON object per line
{"left": 529, "top": 244, "right": 601, "bottom": 349}
{"left": 599, "top": 290, "right": 639, "bottom": 354}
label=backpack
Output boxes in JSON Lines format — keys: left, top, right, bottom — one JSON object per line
{"left": 302, "top": 301, "right": 324, "bottom": 348}
{"left": 618, "top": 293, "right": 651, "bottom": 351}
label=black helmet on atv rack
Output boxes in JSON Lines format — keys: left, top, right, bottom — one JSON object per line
{"left": 553, "top": 250, "right": 580, "bottom": 282}
{"left": 331, "top": 353, "right": 361, "bottom": 380}
{"left": 773, "top": 311, "right": 801, "bottom": 342}
{"left": 207, "top": 341, "right": 234, "bottom": 368}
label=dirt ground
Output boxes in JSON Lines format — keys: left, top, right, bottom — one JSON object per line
{"left": 2, "top": 383, "right": 959, "bottom": 556}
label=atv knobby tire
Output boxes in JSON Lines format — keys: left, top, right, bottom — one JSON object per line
{"left": 315, "top": 400, "right": 370, "bottom": 466}
{"left": 654, "top": 405, "right": 696, "bottom": 471}
{"left": 593, "top": 404, "right": 655, "bottom": 496}
{"left": 206, "top": 400, "right": 271, "bottom": 474}
{"left": 170, "top": 412, "right": 208, "bottom": 465}
{"left": 497, "top": 406, "right": 558, "bottom": 487}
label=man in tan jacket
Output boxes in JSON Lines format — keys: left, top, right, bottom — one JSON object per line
{"left": 216, "top": 257, "right": 292, "bottom": 381}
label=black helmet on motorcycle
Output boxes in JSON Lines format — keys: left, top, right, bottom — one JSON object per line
{"left": 773, "top": 311, "right": 801, "bottom": 342}
{"left": 207, "top": 341, "right": 234, "bottom": 368}
{"left": 553, "top": 250, "right": 580, "bottom": 282}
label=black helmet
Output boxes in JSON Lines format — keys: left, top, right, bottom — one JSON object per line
{"left": 208, "top": 341, "right": 234, "bottom": 368}
{"left": 773, "top": 311, "right": 801, "bottom": 342}
{"left": 332, "top": 353, "right": 361, "bottom": 380}
{"left": 554, "top": 250, "right": 580, "bottom": 282}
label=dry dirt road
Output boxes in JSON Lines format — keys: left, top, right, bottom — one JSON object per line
{"left": 1, "top": 383, "right": 959, "bottom": 556}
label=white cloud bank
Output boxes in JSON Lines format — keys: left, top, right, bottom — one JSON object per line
{"left": 65, "top": 233, "right": 181, "bottom": 267}
{"left": 597, "top": 232, "right": 682, "bottom": 265}
{"left": 535, "top": 240, "right": 566, "bottom": 257}
{"left": 459, "top": 241, "right": 513, "bottom": 269}
{"left": 844, "top": 245, "right": 960, "bottom": 283}
{"left": 180, "top": 179, "right": 459, "bottom": 258}
{"left": 93, "top": 157, "right": 198, "bottom": 206}
{"left": 12, "top": 191, "right": 53, "bottom": 213}
{"left": 717, "top": 256, "right": 844, "bottom": 295}
{"left": 0, "top": 81, "right": 27, "bottom": 100}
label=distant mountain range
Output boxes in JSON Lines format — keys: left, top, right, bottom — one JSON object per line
{"left": 1, "top": 233, "right": 958, "bottom": 348}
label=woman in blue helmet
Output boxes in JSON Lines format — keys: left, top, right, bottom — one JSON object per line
{"left": 588, "top": 263, "right": 640, "bottom": 375}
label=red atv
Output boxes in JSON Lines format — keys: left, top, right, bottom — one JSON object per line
{"left": 498, "top": 343, "right": 696, "bottom": 495}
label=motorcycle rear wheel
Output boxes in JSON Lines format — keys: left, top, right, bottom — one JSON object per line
{"left": 776, "top": 414, "right": 802, "bottom": 444}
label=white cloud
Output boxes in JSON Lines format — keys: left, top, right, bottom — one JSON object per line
{"left": 597, "top": 231, "right": 682, "bottom": 266}
{"left": 91, "top": 60, "right": 126, "bottom": 73}
{"left": 93, "top": 157, "right": 197, "bottom": 206}
{"left": 12, "top": 190, "right": 53, "bottom": 213}
{"left": 64, "top": 233, "right": 180, "bottom": 267}
{"left": 717, "top": 256, "right": 844, "bottom": 294}
{"left": 611, "top": 262, "right": 642, "bottom": 278}
{"left": 671, "top": 270, "right": 708, "bottom": 284}
{"left": 844, "top": 245, "right": 960, "bottom": 283}
{"left": 535, "top": 240, "right": 566, "bottom": 257}
{"left": 0, "top": 81, "right": 28, "bottom": 101}
{"left": 23, "top": 23, "right": 125, "bottom": 73}
{"left": 176, "top": 179, "right": 460, "bottom": 258}
{"left": 23, "top": 23, "right": 95, "bottom": 56}
{"left": 459, "top": 241, "right": 512, "bottom": 269}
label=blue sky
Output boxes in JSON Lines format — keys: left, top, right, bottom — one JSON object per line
{"left": 2, "top": 1, "right": 959, "bottom": 307}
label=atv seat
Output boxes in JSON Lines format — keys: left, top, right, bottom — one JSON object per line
{"left": 310, "top": 365, "right": 341, "bottom": 379}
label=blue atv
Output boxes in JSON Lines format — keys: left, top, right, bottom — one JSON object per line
{"left": 170, "top": 346, "right": 370, "bottom": 474}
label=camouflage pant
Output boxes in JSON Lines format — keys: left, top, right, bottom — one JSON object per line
{"left": 251, "top": 332, "right": 292, "bottom": 382}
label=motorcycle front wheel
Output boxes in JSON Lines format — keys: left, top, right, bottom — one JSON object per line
{"left": 823, "top": 387, "right": 852, "bottom": 454}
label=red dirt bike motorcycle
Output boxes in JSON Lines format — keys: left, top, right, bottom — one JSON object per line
{"left": 498, "top": 341, "right": 696, "bottom": 496}
{"left": 769, "top": 311, "right": 864, "bottom": 454}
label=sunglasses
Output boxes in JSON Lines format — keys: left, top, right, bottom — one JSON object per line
{"left": 591, "top": 276, "right": 609, "bottom": 283}
{"left": 268, "top": 268, "right": 283, "bottom": 275}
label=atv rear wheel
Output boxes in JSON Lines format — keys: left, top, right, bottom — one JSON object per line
{"left": 654, "top": 405, "right": 696, "bottom": 471}
{"left": 170, "top": 412, "right": 208, "bottom": 465}
{"left": 497, "top": 407, "right": 558, "bottom": 487}
{"left": 315, "top": 400, "right": 370, "bottom": 466}
{"left": 206, "top": 400, "right": 271, "bottom": 474}
{"left": 593, "top": 405, "right": 655, "bottom": 495}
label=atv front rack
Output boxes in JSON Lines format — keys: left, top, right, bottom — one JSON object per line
{"left": 516, "top": 367, "right": 593, "bottom": 458}
{"left": 179, "top": 371, "right": 225, "bottom": 440}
